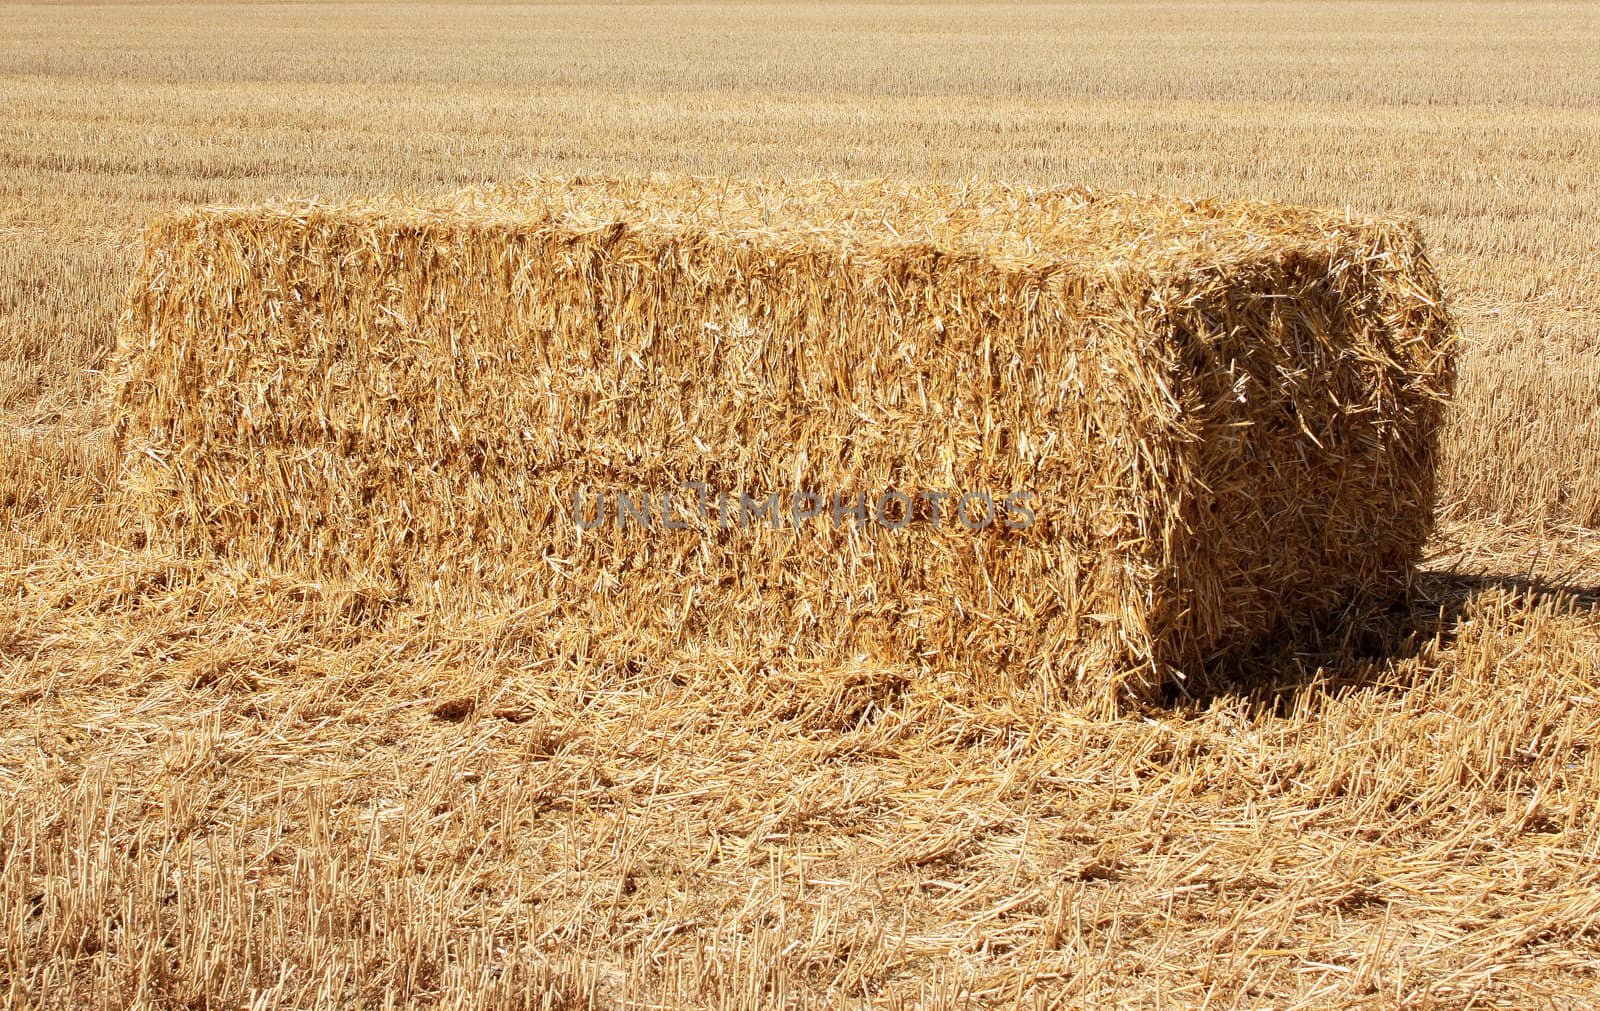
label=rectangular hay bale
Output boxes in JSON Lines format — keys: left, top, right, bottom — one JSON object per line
{"left": 110, "top": 176, "right": 1454, "bottom": 707}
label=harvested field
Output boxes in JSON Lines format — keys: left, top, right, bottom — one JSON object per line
{"left": 3, "top": 2, "right": 1599, "bottom": 1008}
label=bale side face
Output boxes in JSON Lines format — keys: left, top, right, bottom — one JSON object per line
{"left": 113, "top": 210, "right": 1180, "bottom": 706}
{"left": 110, "top": 180, "right": 1455, "bottom": 707}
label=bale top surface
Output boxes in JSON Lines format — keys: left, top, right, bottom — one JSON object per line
{"left": 194, "top": 175, "right": 1400, "bottom": 274}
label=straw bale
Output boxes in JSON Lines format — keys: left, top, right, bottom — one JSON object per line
{"left": 110, "top": 176, "right": 1455, "bottom": 706}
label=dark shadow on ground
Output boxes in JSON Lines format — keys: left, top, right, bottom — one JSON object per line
{"left": 1167, "top": 570, "right": 1600, "bottom": 715}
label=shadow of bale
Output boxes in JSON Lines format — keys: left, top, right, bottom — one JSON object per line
{"left": 1165, "top": 569, "right": 1600, "bottom": 715}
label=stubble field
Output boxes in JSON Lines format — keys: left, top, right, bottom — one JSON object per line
{"left": 3, "top": 3, "right": 1599, "bottom": 1007}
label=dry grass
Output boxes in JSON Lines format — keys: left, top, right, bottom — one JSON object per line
{"left": 4, "top": 522, "right": 1600, "bottom": 1007}
{"left": 3, "top": 2, "right": 1599, "bottom": 1007}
